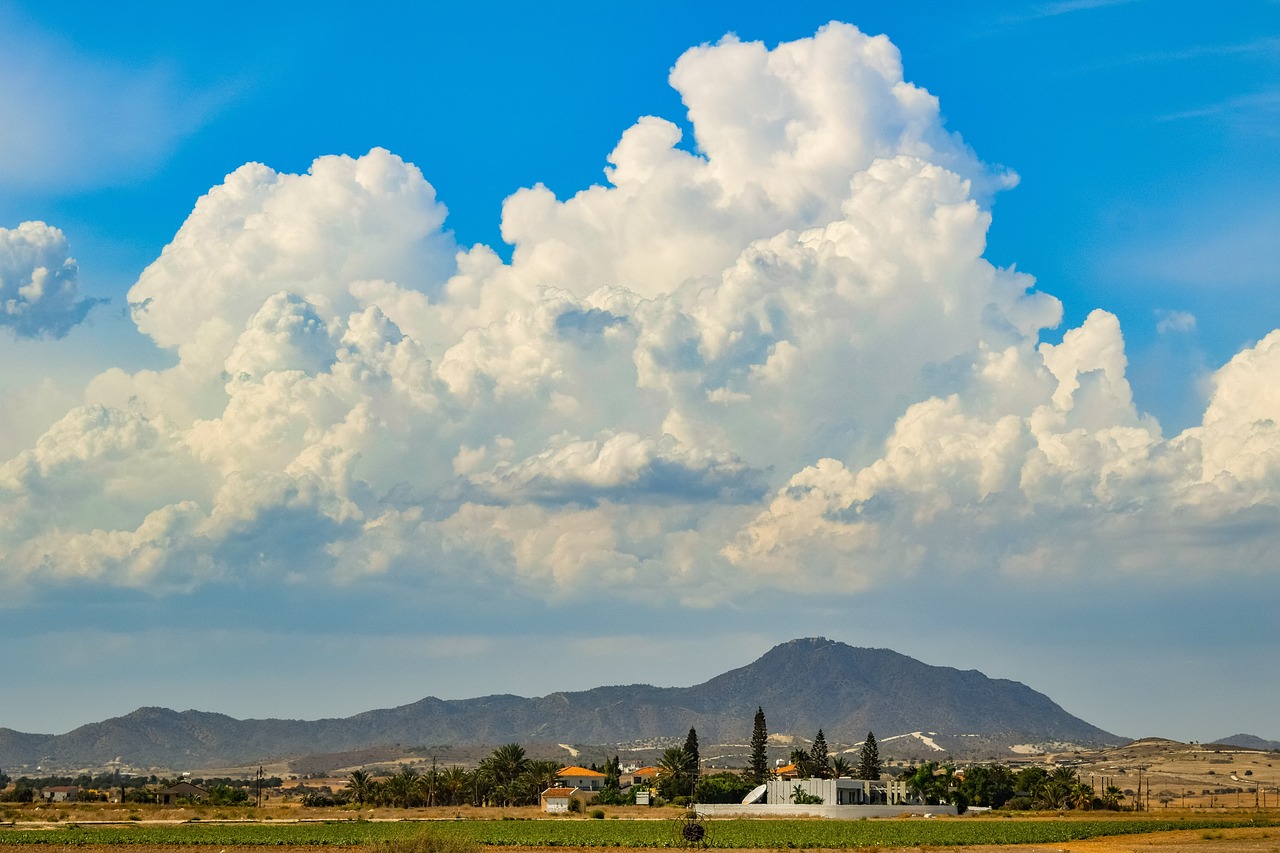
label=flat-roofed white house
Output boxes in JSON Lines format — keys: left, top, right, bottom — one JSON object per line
{"left": 705, "top": 776, "right": 949, "bottom": 817}
{"left": 759, "top": 777, "right": 896, "bottom": 806}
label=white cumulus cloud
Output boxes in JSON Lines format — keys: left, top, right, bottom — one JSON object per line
{"left": 0, "top": 221, "right": 100, "bottom": 338}
{"left": 2, "top": 22, "right": 1279, "bottom": 606}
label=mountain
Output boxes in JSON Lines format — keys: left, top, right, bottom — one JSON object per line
{"left": 0, "top": 638, "right": 1120, "bottom": 771}
{"left": 1211, "top": 733, "right": 1280, "bottom": 751}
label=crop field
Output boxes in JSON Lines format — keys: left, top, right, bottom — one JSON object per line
{"left": 0, "top": 815, "right": 1277, "bottom": 848}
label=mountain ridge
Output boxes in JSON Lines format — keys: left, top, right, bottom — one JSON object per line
{"left": 0, "top": 637, "right": 1122, "bottom": 770}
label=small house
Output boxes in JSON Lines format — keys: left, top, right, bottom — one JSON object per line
{"left": 41, "top": 786, "right": 79, "bottom": 803}
{"left": 156, "top": 781, "right": 208, "bottom": 805}
{"left": 541, "top": 786, "right": 579, "bottom": 813}
{"left": 556, "top": 766, "right": 606, "bottom": 791}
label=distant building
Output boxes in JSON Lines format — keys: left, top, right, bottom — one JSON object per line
{"left": 623, "top": 767, "right": 656, "bottom": 788}
{"left": 156, "top": 781, "right": 208, "bottom": 805}
{"left": 556, "top": 766, "right": 607, "bottom": 791}
{"left": 40, "top": 786, "right": 79, "bottom": 803}
{"left": 541, "top": 786, "right": 579, "bottom": 813}
{"left": 758, "top": 777, "right": 905, "bottom": 806}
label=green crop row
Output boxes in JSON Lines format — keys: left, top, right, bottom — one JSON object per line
{"left": 0, "top": 815, "right": 1276, "bottom": 847}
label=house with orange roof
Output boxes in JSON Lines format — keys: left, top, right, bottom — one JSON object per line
{"left": 556, "top": 766, "right": 607, "bottom": 791}
{"left": 623, "top": 766, "right": 657, "bottom": 788}
{"left": 540, "top": 786, "right": 580, "bottom": 813}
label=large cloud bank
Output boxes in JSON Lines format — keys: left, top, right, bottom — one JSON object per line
{"left": 3, "top": 23, "right": 1278, "bottom": 601}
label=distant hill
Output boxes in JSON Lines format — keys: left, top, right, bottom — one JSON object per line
{"left": 0, "top": 637, "right": 1121, "bottom": 771}
{"left": 1211, "top": 733, "right": 1280, "bottom": 751}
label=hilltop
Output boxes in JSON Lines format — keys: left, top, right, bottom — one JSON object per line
{"left": 1, "top": 638, "right": 1120, "bottom": 772}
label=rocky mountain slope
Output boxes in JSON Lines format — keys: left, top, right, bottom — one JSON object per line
{"left": 0, "top": 637, "right": 1121, "bottom": 770}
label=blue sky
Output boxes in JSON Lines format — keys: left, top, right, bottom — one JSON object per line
{"left": 1, "top": 0, "right": 1278, "bottom": 745}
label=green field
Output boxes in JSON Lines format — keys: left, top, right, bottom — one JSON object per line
{"left": 0, "top": 815, "right": 1277, "bottom": 847}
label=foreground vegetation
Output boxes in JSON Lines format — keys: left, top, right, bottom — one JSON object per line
{"left": 0, "top": 813, "right": 1277, "bottom": 847}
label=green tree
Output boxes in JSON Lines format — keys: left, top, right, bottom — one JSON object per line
{"left": 683, "top": 729, "right": 700, "bottom": 770}
{"left": 594, "top": 755, "right": 627, "bottom": 805}
{"left": 788, "top": 747, "right": 815, "bottom": 779}
{"left": 683, "top": 728, "right": 700, "bottom": 798}
{"left": 1073, "top": 780, "right": 1096, "bottom": 810}
{"left": 905, "top": 762, "right": 943, "bottom": 804}
{"left": 696, "top": 771, "right": 755, "bottom": 804}
{"left": 809, "top": 729, "right": 831, "bottom": 779}
{"left": 855, "top": 732, "right": 882, "bottom": 780}
{"left": 830, "top": 756, "right": 853, "bottom": 778}
{"left": 385, "top": 767, "right": 422, "bottom": 808}
{"left": 346, "top": 769, "right": 374, "bottom": 806}
{"left": 749, "top": 707, "right": 769, "bottom": 785}
{"left": 1014, "top": 765, "right": 1048, "bottom": 799}
{"left": 0, "top": 779, "right": 34, "bottom": 803}
{"left": 522, "top": 759, "right": 562, "bottom": 804}
{"left": 479, "top": 743, "right": 531, "bottom": 806}
{"left": 957, "top": 763, "right": 1014, "bottom": 808}
{"left": 656, "top": 746, "right": 694, "bottom": 800}
{"left": 207, "top": 784, "right": 249, "bottom": 805}
{"left": 436, "top": 766, "right": 471, "bottom": 806}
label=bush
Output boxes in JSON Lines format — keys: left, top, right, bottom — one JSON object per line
{"left": 590, "top": 808, "right": 605, "bottom": 819}
{"left": 790, "top": 785, "right": 823, "bottom": 805}
{"left": 301, "top": 791, "right": 337, "bottom": 807}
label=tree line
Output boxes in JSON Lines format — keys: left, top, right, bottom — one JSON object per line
{"left": 900, "top": 761, "right": 1128, "bottom": 812}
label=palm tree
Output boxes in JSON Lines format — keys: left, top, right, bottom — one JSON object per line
{"left": 1049, "top": 766, "right": 1078, "bottom": 785}
{"left": 346, "top": 769, "right": 374, "bottom": 805}
{"left": 905, "top": 762, "right": 940, "bottom": 804}
{"left": 657, "top": 746, "right": 694, "bottom": 800}
{"left": 437, "top": 766, "right": 471, "bottom": 806}
{"left": 522, "top": 759, "right": 562, "bottom": 802}
{"left": 479, "top": 744, "right": 531, "bottom": 806}
{"left": 830, "top": 756, "right": 853, "bottom": 778}
{"left": 1037, "top": 778, "right": 1073, "bottom": 810}
{"left": 1071, "top": 781, "right": 1096, "bottom": 810}
{"left": 789, "top": 748, "right": 815, "bottom": 779}
{"left": 1101, "top": 785, "right": 1125, "bottom": 810}
{"left": 385, "top": 766, "right": 421, "bottom": 808}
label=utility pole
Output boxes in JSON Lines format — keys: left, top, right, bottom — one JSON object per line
{"left": 256, "top": 766, "right": 263, "bottom": 808}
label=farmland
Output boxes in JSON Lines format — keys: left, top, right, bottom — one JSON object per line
{"left": 0, "top": 812, "right": 1277, "bottom": 849}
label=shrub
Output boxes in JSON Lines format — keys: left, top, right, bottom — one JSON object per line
{"left": 790, "top": 785, "right": 823, "bottom": 805}
{"left": 590, "top": 808, "right": 605, "bottom": 819}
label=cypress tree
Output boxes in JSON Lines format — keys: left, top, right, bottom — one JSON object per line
{"left": 809, "top": 729, "right": 830, "bottom": 779}
{"left": 856, "top": 731, "right": 882, "bottom": 780}
{"left": 683, "top": 727, "right": 700, "bottom": 799}
{"left": 749, "top": 707, "right": 769, "bottom": 784}
{"left": 683, "top": 727, "right": 700, "bottom": 768}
